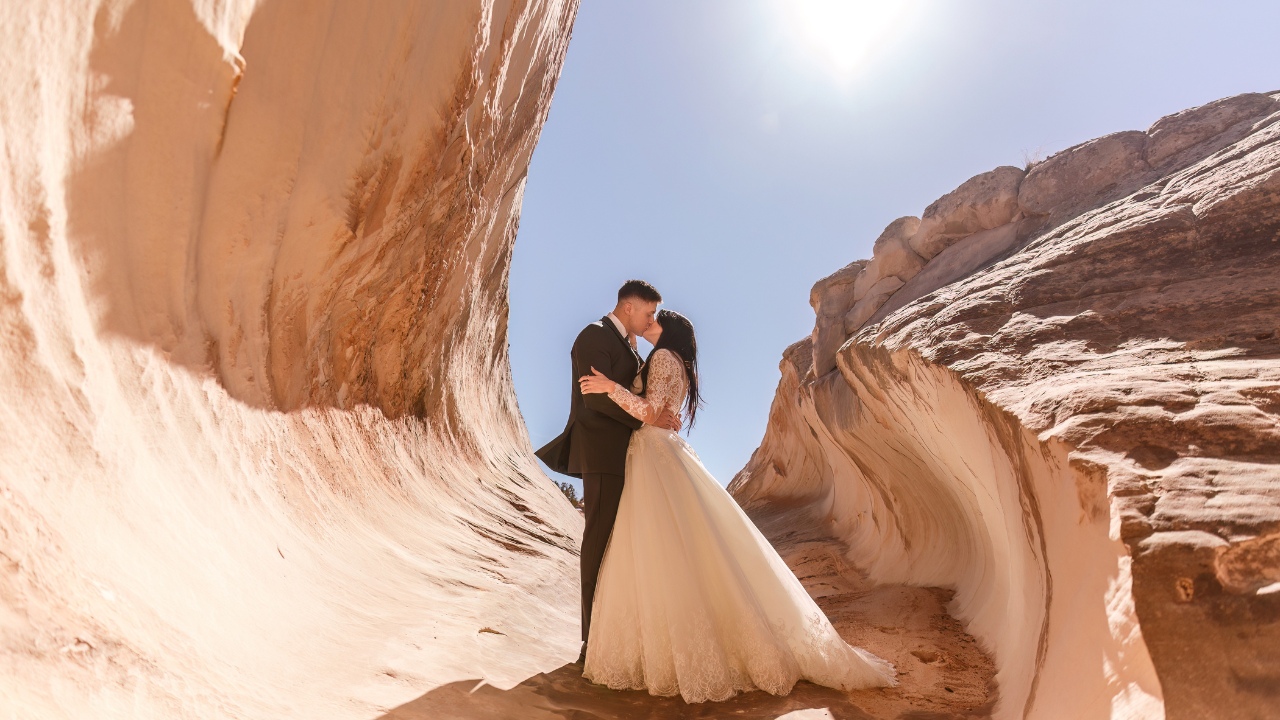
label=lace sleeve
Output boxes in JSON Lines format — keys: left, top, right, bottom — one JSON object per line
{"left": 607, "top": 349, "right": 686, "bottom": 424}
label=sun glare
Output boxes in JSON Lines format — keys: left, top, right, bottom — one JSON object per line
{"left": 779, "top": 0, "right": 921, "bottom": 82}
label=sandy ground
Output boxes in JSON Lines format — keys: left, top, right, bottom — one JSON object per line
{"left": 378, "top": 504, "right": 996, "bottom": 720}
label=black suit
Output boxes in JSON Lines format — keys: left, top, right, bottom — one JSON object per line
{"left": 536, "top": 316, "right": 643, "bottom": 647}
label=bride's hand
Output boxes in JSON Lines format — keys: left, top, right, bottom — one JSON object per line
{"left": 654, "top": 409, "right": 682, "bottom": 432}
{"left": 578, "top": 367, "right": 618, "bottom": 395}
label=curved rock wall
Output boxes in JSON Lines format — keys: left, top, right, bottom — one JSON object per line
{"left": 732, "top": 92, "right": 1280, "bottom": 720}
{"left": 0, "top": 1, "right": 581, "bottom": 718}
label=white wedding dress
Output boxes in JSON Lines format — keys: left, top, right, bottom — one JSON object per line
{"left": 582, "top": 349, "right": 896, "bottom": 703}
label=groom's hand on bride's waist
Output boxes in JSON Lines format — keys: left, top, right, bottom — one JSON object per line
{"left": 655, "top": 409, "right": 682, "bottom": 432}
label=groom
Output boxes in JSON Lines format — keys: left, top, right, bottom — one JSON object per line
{"left": 536, "top": 279, "right": 681, "bottom": 664}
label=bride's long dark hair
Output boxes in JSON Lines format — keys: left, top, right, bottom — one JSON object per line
{"left": 641, "top": 309, "right": 702, "bottom": 429}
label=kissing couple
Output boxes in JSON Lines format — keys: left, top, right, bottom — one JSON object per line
{"left": 536, "top": 280, "right": 897, "bottom": 703}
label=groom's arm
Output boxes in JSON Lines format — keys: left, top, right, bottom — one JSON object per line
{"left": 574, "top": 332, "right": 644, "bottom": 431}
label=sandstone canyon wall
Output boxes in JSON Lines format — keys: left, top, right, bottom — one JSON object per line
{"left": 731, "top": 93, "right": 1280, "bottom": 720}
{"left": 5, "top": 2, "right": 1278, "bottom": 718}
{"left": 0, "top": 1, "right": 583, "bottom": 718}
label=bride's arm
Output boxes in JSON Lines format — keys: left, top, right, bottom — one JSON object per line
{"left": 578, "top": 370, "right": 660, "bottom": 423}
{"left": 608, "top": 383, "right": 660, "bottom": 424}
{"left": 579, "top": 350, "right": 682, "bottom": 425}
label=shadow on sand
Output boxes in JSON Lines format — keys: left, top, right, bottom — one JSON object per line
{"left": 373, "top": 661, "right": 900, "bottom": 720}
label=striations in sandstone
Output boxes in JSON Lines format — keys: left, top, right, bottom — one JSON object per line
{"left": 732, "top": 91, "right": 1280, "bottom": 720}
{"left": 0, "top": 2, "right": 582, "bottom": 719}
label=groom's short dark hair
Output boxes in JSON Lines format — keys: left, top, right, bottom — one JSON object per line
{"left": 618, "top": 279, "right": 662, "bottom": 304}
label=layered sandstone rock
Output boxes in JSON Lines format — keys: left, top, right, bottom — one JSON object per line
{"left": 733, "top": 92, "right": 1280, "bottom": 720}
{"left": 0, "top": 1, "right": 582, "bottom": 719}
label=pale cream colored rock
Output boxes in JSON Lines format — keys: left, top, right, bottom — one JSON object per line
{"left": 868, "top": 220, "right": 1021, "bottom": 327}
{"left": 842, "top": 275, "right": 903, "bottom": 335}
{"left": 0, "top": 2, "right": 582, "bottom": 720}
{"left": 845, "top": 220, "right": 923, "bottom": 316}
{"left": 810, "top": 260, "right": 867, "bottom": 375}
{"left": 871, "top": 216, "right": 925, "bottom": 280}
{"left": 810, "top": 260, "right": 867, "bottom": 318}
{"left": 813, "top": 219, "right": 925, "bottom": 374}
{"left": 850, "top": 263, "right": 881, "bottom": 302}
{"left": 812, "top": 217, "right": 928, "bottom": 375}
{"left": 908, "top": 166, "right": 1024, "bottom": 260}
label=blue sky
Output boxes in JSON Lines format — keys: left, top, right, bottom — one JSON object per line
{"left": 510, "top": 0, "right": 1280, "bottom": 493}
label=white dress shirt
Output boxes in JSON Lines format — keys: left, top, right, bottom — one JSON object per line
{"left": 606, "top": 312, "right": 628, "bottom": 340}
{"left": 606, "top": 312, "right": 645, "bottom": 393}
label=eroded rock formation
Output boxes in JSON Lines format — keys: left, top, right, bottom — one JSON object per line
{"left": 0, "top": 1, "right": 582, "bottom": 718}
{"left": 6, "top": 1, "right": 1277, "bottom": 716}
{"left": 732, "top": 92, "right": 1280, "bottom": 720}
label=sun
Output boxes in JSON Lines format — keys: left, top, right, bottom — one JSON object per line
{"left": 778, "top": 0, "right": 921, "bottom": 81}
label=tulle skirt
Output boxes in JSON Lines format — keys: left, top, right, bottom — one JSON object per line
{"left": 582, "top": 425, "right": 896, "bottom": 703}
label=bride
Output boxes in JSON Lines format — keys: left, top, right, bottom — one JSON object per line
{"left": 577, "top": 308, "right": 896, "bottom": 703}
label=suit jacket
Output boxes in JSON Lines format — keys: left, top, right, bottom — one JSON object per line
{"left": 536, "top": 316, "right": 645, "bottom": 478}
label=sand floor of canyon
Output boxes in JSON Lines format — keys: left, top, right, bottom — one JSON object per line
{"left": 379, "top": 505, "right": 996, "bottom": 720}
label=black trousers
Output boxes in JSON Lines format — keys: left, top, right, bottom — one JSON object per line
{"left": 580, "top": 472, "right": 625, "bottom": 646}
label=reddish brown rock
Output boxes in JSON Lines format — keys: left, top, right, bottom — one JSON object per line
{"left": 735, "top": 91, "right": 1280, "bottom": 720}
{"left": 1017, "top": 130, "right": 1152, "bottom": 221}
{"left": 1146, "top": 92, "right": 1279, "bottom": 171}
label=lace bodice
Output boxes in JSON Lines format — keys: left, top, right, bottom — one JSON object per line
{"left": 608, "top": 349, "right": 687, "bottom": 423}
